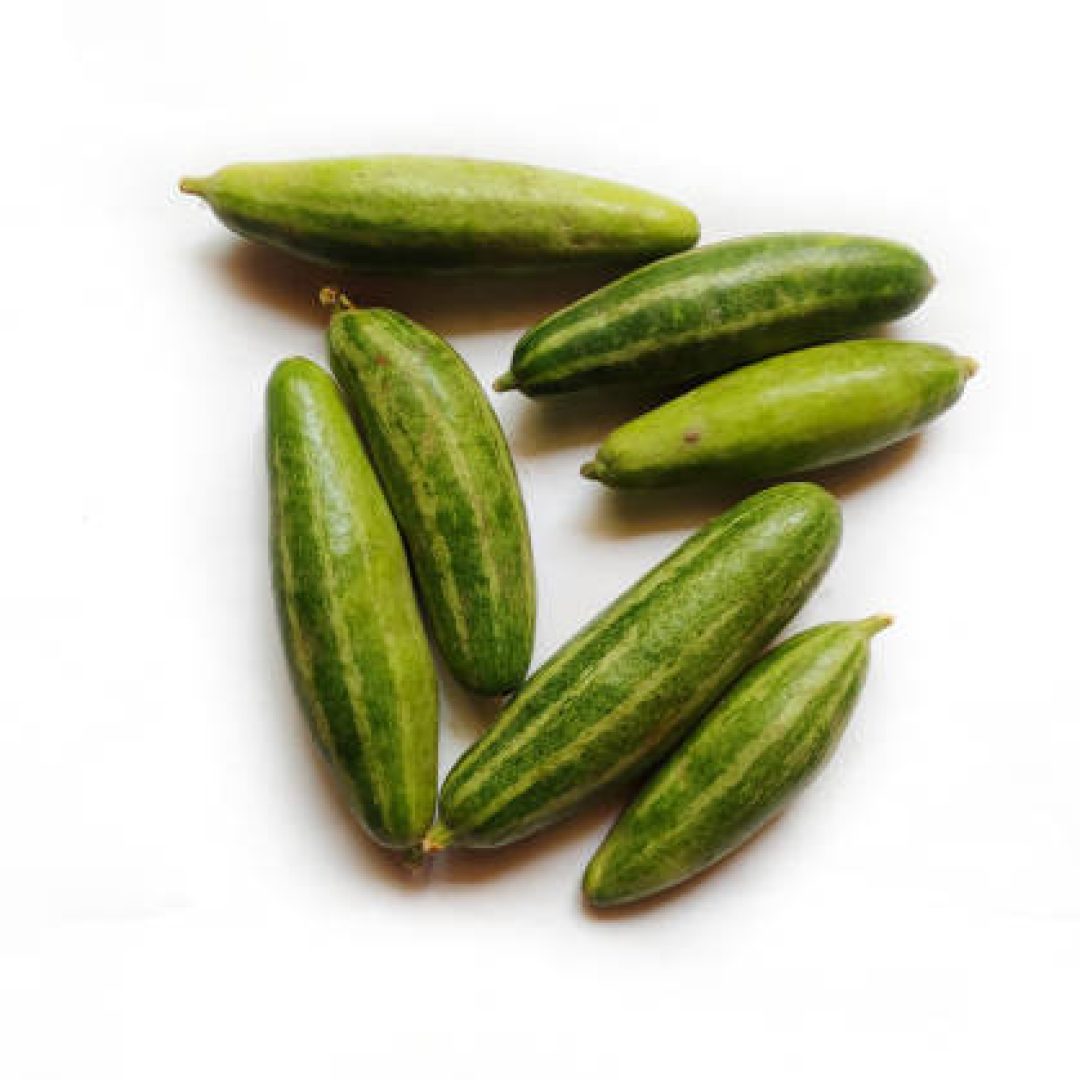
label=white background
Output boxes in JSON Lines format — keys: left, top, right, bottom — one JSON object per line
{"left": 3, "top": 2, "right": 1078, "bottom": 1076}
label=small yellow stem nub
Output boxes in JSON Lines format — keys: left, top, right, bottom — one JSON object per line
{"left": 961, "top": 357, "right": 980, "bottom": 379}
{"left": 178, "top": 176, "right": 208, "bottom": 196}
{"left": 580, "top": 462, "right": 601, "bottom": 481}
{"left": 319, "top": 286, "right": 355, "bottom": 312}
{"left": 492, "top": 371, "right": 519, "bottom": 392}
{"left": 858, "top": 614, "right": 894, "bottom": 637}
{"left": 421, "top": 822, "right": 453, "bottom": 855}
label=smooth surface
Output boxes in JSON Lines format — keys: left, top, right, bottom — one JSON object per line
{"left": 3, "top": 2, "right": 1078, "bottom": 1078}
{"left": 584, "top": 340, "right": 975, "bottom": 485}
{"left": 436, "top": 484, "right": 840, "bottom": 848}
{"left": 267, "top": 359, "right": 438, "bottom": 848}
{"left": 181, "top": 156, "right": 699, "bottom": 270}
{"left": 585, "top": 618, "right": 887, "bottom": 906}
{"left": 503, "top": 233, "right": 933, "bottom": 393}
{"left": 328, "top": 305, "right": 535, "bottom": 694}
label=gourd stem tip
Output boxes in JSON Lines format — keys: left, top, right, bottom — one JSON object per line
{"left": 319, "top": 286, "right": 355, "bottom": 312}
{"left": 422, "top": 822, "right": 453, "bottom": 855}
{"left": 860, "top": 614, "right": 894, "bottom": 637}
{"left": 492, "top": 372, "right": 518, "bottom": 392}
{"left": 178, "top": 176, "right": 207, "bottom": 196}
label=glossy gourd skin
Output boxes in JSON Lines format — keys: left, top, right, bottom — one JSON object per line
{"left": 584, "top": 617, "right": 889, "bottom": 907}
{"left": 327, "top": 300, "right": 536, "bottom": 695}
{"left": 498, "top": 233, "right": 934, "bottom": 395}
{"left": 267, "top": 358, "right": 438, "bottom": 851}
{"left": 426, "top": 484, "right": 842, "bottom": 853}
{"left": 582, "top": 340, "right": 976, "bottom": 486}
{"left": 180, "top": 156, "right": 700, "bottom": 272}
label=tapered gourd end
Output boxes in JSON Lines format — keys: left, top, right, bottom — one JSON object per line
{"left": 578, "top": 460, "right": 613, "bottom": 486}
{"left": 492, "top": 371, "right": 519, "bottom": 393}
{"left": 960, "top": 356, "right": 979, "bottom": 379}
{"left": 178, "top": 176, "right": 210, "bottom": 197}
{"left": 421, "top": 821, "right": 454, "bottom": 855}
{"left": 857, "top": 614, "right": 894, "bottom": 638}
{"left": 582, "top": 856, "right": 621, "bottom": 908}
{"left": 581, "top": 458, "right": 616, "bottom": 485}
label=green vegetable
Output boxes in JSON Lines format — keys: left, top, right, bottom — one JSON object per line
{"left": 180, "top": 155, "right": 699, "bottom": 272}
{"left": 584, "top": 616, "right": 890, "bottom": 907}
{"left": 582, "top": 340, "right": 976, "bottom": 487}
{"left": 426, "top": 483, "right": 842, "bottom": 853}
{"left": 496, "top": 233, "right": 934, "bottom": 395}
{"left": 325, "top": 292, "right": 536, "bottom": 695}
{"left": 267, "top": 358, "right": 438, "bottom": 853}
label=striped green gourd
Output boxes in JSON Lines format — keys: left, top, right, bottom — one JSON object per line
{"left": 495, "top": 233, "right": 934, "bottom": 395}
{"left": 582, "top": 340, "right": 977, "bottom": 487}
{"left": 425, "top": 483, "right": 842, "bottom": 853}
{"left": 267, "top": 358, "right": 438, "bottom": 853}
{"left": 325, "top": 291, "right": 536, "bottom": 695}
{"left": 179, "top": 155, "right": 699, "bottom": 272}
{"left": 584, "top": 616, "right": 891, "bottom": 907}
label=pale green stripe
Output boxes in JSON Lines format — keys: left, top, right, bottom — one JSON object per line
{"left": 292, "top": 416, "right": 388, "bottom": 818}
{"left": 532, "top": 274, "right": 884, "bottom": 386}
{"left": 363, "top": 320, "right": 500, "bottom": 655}
{"left": 398, "top": 380, "right": 477, "bottom": 651}
{"left": 468, "top": 601, "right": 749, "bottom": 826}
{"left": 446, "top": 521, "right": 729, "bottom": 807}
{"left": 634, "top": 652, "right": 856, "bottom": 864}
{"left": 272, "top": 438, "right": 335, "bottom": 758}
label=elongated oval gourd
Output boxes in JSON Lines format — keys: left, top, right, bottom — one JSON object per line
{"left": 267, "top": 358, "right": 438, "bottom": 852}
{"left": 496, "top": 233, "right": 934, "bottom": 395}
{"left": 584, "top": 616, "right": 890, "bottom": 907}
{"left": 582, "top": 340, "right": 977, "bottom": 487}
{"left": 425, "top": 483, "right": 842, "bottom": 853}
{"left": 325, "top": 293, "right": 536, "bottom": 695}
{"left": 180, "top": 156, "right": 700, "bottom": 272}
